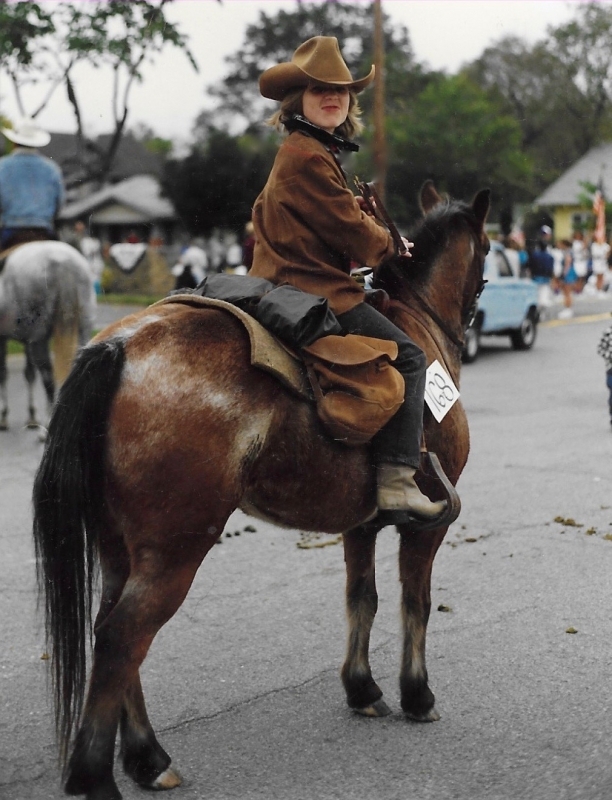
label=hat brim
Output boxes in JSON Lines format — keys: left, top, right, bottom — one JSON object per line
{"left": 1, "top": 127, "right": 50, "bottom": 148}
{"left": 260, "top": 63, "right": 375, "bottom": 101}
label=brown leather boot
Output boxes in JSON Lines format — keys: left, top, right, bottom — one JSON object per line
{"left": 377, "top": 464, "right": 447, "bottom": 521}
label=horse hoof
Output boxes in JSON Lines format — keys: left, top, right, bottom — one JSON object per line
{"left": 149, "top": 767, "right": 182, "bottom": 790}
{"left": 405, "top": 706, "right": 441, "bottom": 722}
{"left": 354, "top": 698, "right": 392, "bottom": 717}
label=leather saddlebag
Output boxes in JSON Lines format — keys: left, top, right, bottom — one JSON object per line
{"left": 302, "top": 334, "right": 405, "bottom": 446}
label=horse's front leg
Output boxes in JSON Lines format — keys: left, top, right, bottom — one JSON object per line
{"left": 398, "top": 527, "right": 445, "bottom": 721}
{"left": 341, "top": 525, "right": 391, "bottom": 717}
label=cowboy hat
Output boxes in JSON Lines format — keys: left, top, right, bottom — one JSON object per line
{"left": 259, "top": 36, "right": 375, "bottom": 101}
{"left": 1, "top": 117, "right": 51, "bottom": 148}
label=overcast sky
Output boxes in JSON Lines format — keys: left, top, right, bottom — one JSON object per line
{"left": 0, "top": 0, "right": 585, "bottom": 145}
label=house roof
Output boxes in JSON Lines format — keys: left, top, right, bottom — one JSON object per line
{"left": 58, "top": 174, "right": 176, "bottom": 222}
{"left": 41, "top": 131, "right": 164, "bottom": 186}
{"left": 535, "top": 143, "right": 612, "bottom": 206}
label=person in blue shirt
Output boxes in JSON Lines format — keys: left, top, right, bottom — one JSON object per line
{"left": 0, "top": 117, "right": 64, "bottom": 250}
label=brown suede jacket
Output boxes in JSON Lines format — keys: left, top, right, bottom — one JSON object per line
{"left": 249, "top": 131, "right": 396, "bottom": 315}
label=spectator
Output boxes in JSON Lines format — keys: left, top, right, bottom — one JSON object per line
{"left": 555, "top": 239, "right": 575, "bottom": 320}
{"left": 173, "top": 262, "right": 198, "bottom": 291}
{"left": 180, "top": 240, "right": 208, "bottom": 283}
{"left": 528, "top": 232, "right": 555, "bottom": 309}
{"left": 80, "top": 228, "right": 105, "bottom": 295}
{"left": 0, "top": 117, "right": 64, "bottom": 249}
{"left": 596, "top": 317, "right": 612, "bottom": 430}
{"left": 590, "top": 236, "right": 610, "bottom": 295}
{"left": 571, "top": 230, "right": 589, "bottom": 291}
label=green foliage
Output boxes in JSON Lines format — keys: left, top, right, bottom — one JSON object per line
{"left": 1, "top": 1, "right": 196, "bottom": 183}
{"left": 208, "top": 2, "right": 423, "bottom": 131}
{"left": 130, "top": 123, "right": 173, "bottom": 158}
{"left": 383, "top": 74, "right": 532, "bottom": 222}
{"left": 465, "top": 36, "right": 587, "bottom": 192}
{"left": 0, "top": 1, "right": 54, "bottom": 71}
{"left": 163, "top": 127, "right": 277, "bottom": 235}
{"left": 57, "top": 1, "right": 197, "bottom": 77}
{"left": 549, "top": 2, "right": 612, "bottom": 149}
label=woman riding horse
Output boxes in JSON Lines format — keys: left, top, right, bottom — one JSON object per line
{"left": 249, "top": 36, "right": 446, "bottom": 525}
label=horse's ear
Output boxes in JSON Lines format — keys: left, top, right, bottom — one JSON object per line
{"left": 420, "top": 180, "right": 443, "bottom": 214}
{"left": 472, "top": 189, "right": 491, "bottom": 228}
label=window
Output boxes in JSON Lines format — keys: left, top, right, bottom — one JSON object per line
{"left": 494, "top": 251, "right": 513, "bottom": 278}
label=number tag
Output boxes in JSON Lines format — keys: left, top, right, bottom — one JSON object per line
{"left": 424, "top": 360, "right": 459, "bottom": 423}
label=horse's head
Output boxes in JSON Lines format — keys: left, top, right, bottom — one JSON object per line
{"left": 374, "top": 181, "right": 490, "bottom": 348}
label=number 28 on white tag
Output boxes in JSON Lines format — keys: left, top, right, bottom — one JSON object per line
{"left": 424, "top": 360, "right": 459, "bottom": 423}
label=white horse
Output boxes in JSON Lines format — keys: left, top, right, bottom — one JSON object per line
{"left": 0, "top": 240, "right": 95, "bottom": 430}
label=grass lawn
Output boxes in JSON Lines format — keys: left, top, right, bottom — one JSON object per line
{"left": 98, "top": 293, "right": 163, "bottom": 306}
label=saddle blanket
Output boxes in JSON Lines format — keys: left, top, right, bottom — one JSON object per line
{"left": 153, "top": 294, "right": 312, "bottom": 400}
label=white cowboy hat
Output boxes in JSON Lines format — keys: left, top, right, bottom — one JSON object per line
{"left": 1, "top": 117, "right": 51, "bottom": 148}
{"left": 259, "top": 36, "right": 375, "bottom": 101}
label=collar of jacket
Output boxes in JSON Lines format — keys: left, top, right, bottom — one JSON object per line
{"left": 283, "top": 114, "right": 359, "bottom": 153}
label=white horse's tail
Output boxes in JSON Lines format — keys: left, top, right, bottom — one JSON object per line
{"left": 52, "top": 276, "right": 82, "bottom": 386}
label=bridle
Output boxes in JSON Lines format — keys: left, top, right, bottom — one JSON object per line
{"left": 385, "top": 218, "right": 489, "bottom": 353}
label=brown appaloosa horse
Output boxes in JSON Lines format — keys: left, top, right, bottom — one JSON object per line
{"left": 33, "top": 182, "right": 489, "bottom": 800}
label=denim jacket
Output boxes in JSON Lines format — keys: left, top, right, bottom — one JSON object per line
{"left": 0, "top": 149, "right": 64, "bottom": 230}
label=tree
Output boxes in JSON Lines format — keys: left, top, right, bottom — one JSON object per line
{"left": 0, "top": 1, "right": 197, "bottom": 185}
{"left": 465, "top": 36, "right": 587, "bottom": 191}
{"left": 0, "top": 1, "right": 55, "bottom": 116}
{"left": 549, "top": 2, "right": 612, "bottom": 151}
{"left": 207, "top": 2, "right": 428, "bottom": 132}
{"left": 382, "top": 74, "right": 532, "bottom": 224}
{"left": 163, "top": 127, "right": 277, "bottom": 236}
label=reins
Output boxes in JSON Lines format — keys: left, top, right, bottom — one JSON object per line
{"left": 359, "top": 184, "right": 487, "bottom": 355}
{"left": 391, "top": 285, "right": 466, "bottom": 351}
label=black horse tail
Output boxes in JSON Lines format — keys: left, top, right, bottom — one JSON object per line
{"left": 33, "top": 337, "right": 125, "bottom": 760}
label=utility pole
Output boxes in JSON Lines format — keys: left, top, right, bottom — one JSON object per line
{"left": 372, "top": 0, "right": 387, "bottom": 202}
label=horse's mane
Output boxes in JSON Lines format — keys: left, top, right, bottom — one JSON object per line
{"left": 374, "top": 198, "right": 480, "bottom": 295}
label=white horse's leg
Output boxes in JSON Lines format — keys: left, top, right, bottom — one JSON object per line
{"left": 0, "top": 337, "right": 8, "bottom": 430}
{"left": 23, "top": 345, "right": 39, "bottom": 428}
{"left": 27, "top": 340, "right": 55, "bottom": 436}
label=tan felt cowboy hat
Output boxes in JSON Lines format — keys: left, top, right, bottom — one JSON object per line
{"left": 1, "top": 117, "right": 51, "bottom": 148}
{"left": 260, "top": 36, "right": 375, "bottom": 101}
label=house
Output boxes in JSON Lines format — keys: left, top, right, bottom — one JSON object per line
{"left": 44, "top": 131, "right": 165, "bottom": 199}
{"left": 534, "top": 143, "right": 612, "bottom": 239}
{"left": 58, "top": 173, "right": 180, "bottom": 246}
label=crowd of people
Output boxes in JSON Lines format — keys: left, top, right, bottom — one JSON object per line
{"left": 503, "top": 224, "right": 612, "bottom": 319}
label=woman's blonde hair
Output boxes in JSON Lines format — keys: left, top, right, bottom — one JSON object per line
{"left": 266, "top": 86, "right": 363, "bottom": 139}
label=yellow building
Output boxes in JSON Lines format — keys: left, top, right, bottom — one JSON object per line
{"left": 534, "top": 143, "right": 612, "bottom": 240}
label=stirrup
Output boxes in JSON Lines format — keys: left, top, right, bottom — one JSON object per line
{"left": 376, "top": 452, "right": 461, "bottom": 532}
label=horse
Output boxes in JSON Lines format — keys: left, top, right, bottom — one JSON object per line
{"left": 32, "top": 181, "right": 490, "bottom": 800}
{"left": 0, "top": 239, "right": 95, "bottom": 430}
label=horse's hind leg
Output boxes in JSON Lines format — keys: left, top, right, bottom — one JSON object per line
{"left": 398, "top": 527, "right": 445, "bottom": 722}
{"left": 88, "top": 533, "right": 178, "bottom": 794}
{"left": 119, "top": 676, "right": 180, "bottom": 791}
{"left": 26, "top": 339, "right": 55, "bottom": 427}
{"left": 341, "top": 526, "right": 391, "bottom": 717}
{"left": 0, "top": 337, "right": 7, "bottom": 430}
{"left": 65, "top": 537, "right": 215, "bottom": 799}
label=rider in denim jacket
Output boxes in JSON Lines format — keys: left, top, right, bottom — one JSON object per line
{"left": 0, "top": 117, "right": 64, "bottom": 249}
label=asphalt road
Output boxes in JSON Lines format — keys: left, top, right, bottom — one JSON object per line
{"left": 1, "top": 298, "right": 612, "bottom": 800}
